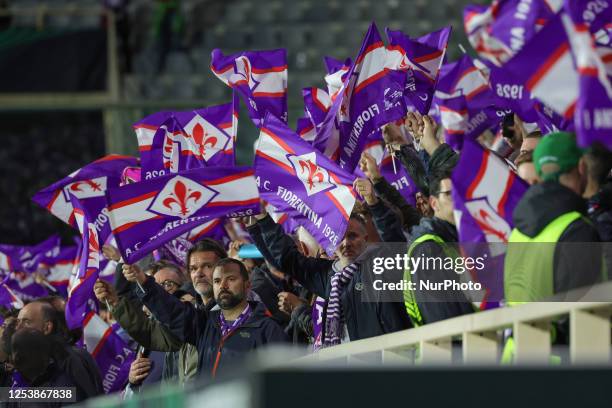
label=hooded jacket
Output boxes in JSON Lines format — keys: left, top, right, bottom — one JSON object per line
{"left": 135, "top": 277, "right": 287, "bottom": 378}
{"left": 510, "top": 181, "right": 604, "bottom": 293}
{"left": 407, "top": 217, "right": 474, "bottom": 324}
{"left": 248, "top": 215, "right": 411, "bottom": 342}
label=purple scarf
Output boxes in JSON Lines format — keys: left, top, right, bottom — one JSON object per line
{"left": 219, "top": 303, "right": 252, "bottom": 338}
{"left": 323, "top": 262, "right": 358, "bottom": 347}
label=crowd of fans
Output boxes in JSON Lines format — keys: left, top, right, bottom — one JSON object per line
{"left": 1, "top": 110, "right": 611, "bottom": 403}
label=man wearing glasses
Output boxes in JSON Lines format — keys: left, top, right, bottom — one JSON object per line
{"left": 94, "top": 260, "right": 189, "bottom": 390}
{"left": 402, "top": 170, "right": 475, "bottom": 327}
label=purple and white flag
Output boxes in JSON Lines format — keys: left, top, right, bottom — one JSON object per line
{"left": 435, "top": 55, "right": 505, "bottom": 149}
{"left": 496, "top": 11, "right": 579, "bottom": 121}
{"left": 296, "top": 116, "right": 316, "bottom": 143}
{"left": 565, "top": 0, "right": 612, "bottom": 35}
{"left": 379, "top": 152, "right": 419, "bottom": 207}
{"left": 255, "top": 113, "right": 356, "bottom": 256}
{"left": 463, "top": 0, "right": 560, "bottom": 66}
{"left": 302, "top": 87, "right": 331, "bottom": 130}
{"left": 336, "top": 22, "right": 407, "bottom": 172}
{"left": 211, "top": 48, "right": 288, "bottom": 126}
{"left": 32, "top": 155, "right": 138, "bottom": 245}
{"left": 106, "top": 166, "right": 259, "bottom": 264}
{"left": 564, "top": 6, "right": 612, "bottom": 149}
{"left": 452, "top": 140, "right": 528, "bottom": 305}
{"left": 141, "top": 102, "right": 236, "bottom": 180}
{"left": 39, "top": 246, "right": 79, "bottom": 298}
{"left": 0, "top": 277, "right": 24, "bottom": 310}
{"left": 133, "top": 111, "right": 172, "bottom": 156}
{"left": 65, "top": 194, "right": 101, "bottom": 329}
{"left": 82, "top": 311, "right": 136, "bottom": 393}
{"left": 386, "top": 26, "right": 452, "bottom": 114}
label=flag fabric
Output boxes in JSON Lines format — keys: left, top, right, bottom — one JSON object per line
{"left": 379, "top": 152, "right": 419, "bottom": 207}
{"left": 386, "top": 26, "right": 452, "bottom": 114}
{"left": 133, "top": 111, "right": 172, "bottom": 156}
{"left": 65, "top": 194, "right": 101, "bottom": 329}
{"left": 32, "top": 155, "right": 138, "bottom": 245}
{"left": 565, "top": 0, "right": 612, "bottom": 35}
{"left": 296, "top": 116, "right": 317, "bottom": 143}
{"left": 435, "top": 55, "right": 504, "bottom": 149}
{"left": 39, "top": 246, "right": 79, "bottom": 298}
{"left": 106, "top": 166, "right": 259, "bottom": 264}
{"left": 211, "top": 48, "right": 288, "bottom": 126}
{"left": 82, "top": 311, "right": 136, "bottom": 394}
{"left": 0, "top": 276, "right": 25, "bottom": 310}
{"left": 463, "top": 0, "right": 560, "bottom": 66}
{"left": 302, "top": 87, "right": 332, "bottom": 131}
{"left": 336, "top": 22, "right": 407, "bottom": 172}
{"left": 563, "top": 6, "right": 612, "bottom": 149}
{"left": 497, "top": 12, "right": 579, "bottom": 121}
{"left": 255, "top": 113, "right": 356, "bottom": 256}
{"left": 451, "top": 140, "right": 528, "bottom": 304}
{"left": 141, "top": 102, "right": 236, "bottom": 180}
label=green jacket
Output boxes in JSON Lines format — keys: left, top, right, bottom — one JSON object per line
{"left": 111, "top": 297, "right": 198, "bottom": 384}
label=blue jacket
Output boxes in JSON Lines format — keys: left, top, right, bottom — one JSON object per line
{"left": 135, "top": 277, "right": 288, "bottom": 378}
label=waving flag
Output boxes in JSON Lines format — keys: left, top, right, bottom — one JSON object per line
{"left": 564, "top": 6, "right": 612, "bottom": 149}
{"left": 0, "top": 273, "right": 24, "bottom": 309}
{"left": 336, "top": 22, "right": 407, "bottom": 172}
{"left": 296, "top": 116, "right": 316, "bottom": 143}
{"left": 464, "top": 0, "right": 560, "bottom": 66}
{"left": 211, "top": 48, "right": 288, "bottom": 126}
{"left": 133, "top": 111, "right": 172, "bottom": 155}
{"left": 379, "top": 152, "right": 419, "bottom": 207}
{"left": 82, "top": 311, "right": 136, "bottom": 393}
{"left": 452, "top": 140, "right": 528, "bottom": 304}
{"left": 498, "top": 11, "right": 579, "bottom": 121}
{"left": 32, "top": 155, "right": 138, "bottom": 244}
{"left": 435, "top": 55, "right": 505, "bottom": 149}
{"left": 106, "top": 166, "right": 259, "bottom": 264}
{"left": 0, "top": 247, "right": 15, "bottom": 273}
{"left": 565, "top": 0, "right": 612, "bottom": 35}
{"left": 39, "top": 246, "right": 79, "bottom": 298}
{"left": 141, "top": 103, "right": 236, "bottom": 180}
{"left": 65, "top": 193, "right": 101, "bottom": 329}
{"left": 303, "top": 87, "right": 332, "bottom": 129}
{"left": 255, "top": 113, "right": 356, "bottom": 255}
{"left": 386, "top": 26, "right": 452, "bottom": 114}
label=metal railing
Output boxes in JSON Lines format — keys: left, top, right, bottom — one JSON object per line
{"left": 294, "top": 282, "right": 612, "bottom": 366}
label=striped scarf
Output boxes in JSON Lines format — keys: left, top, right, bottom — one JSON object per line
{"left": 323, "top": 262, "right": 358, "bottom": 347}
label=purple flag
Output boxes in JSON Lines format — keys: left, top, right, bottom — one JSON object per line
{"left": 386, "top": 26, "right": 452, "bottom": 114}
{"left": 435, "top": 55, "right": 505, "bottom": 149}
{"left": 464, "top": 0, "right": 560, "bottom": 66}
{"left": 65, "top": 194, "right": 101, "bottom": 329}
{"left": 211, "top": 48, "right": 288, "bottom": 126}
{"left": 296, "top": 116, "right": 316, "bottom": 143}
{"left": 106, "top": 166, "right": 259, "bottom": 264}
{"left": 496, "top": 12, "right": 579, "bottom": 121}
{"left": 564, "top": 6, "right": 612, "bottom": 149}
{"left": 311, "top": 296, "right": 326, "bottom": 351}
{"left": 336, "top": 22, "right": 407, "bottom": 172}
{"left": 83, "top": 311, "right": 136, "bottom": 393}
{"left": 255, "top": 113, "right": 356, "bottom": 256}
{"left": 302, "top": 87, "right": 331, "bottom": 130}
{"left": 39, "top": 246, "right": 79, "bottom": 298}
{"left": 32, "top": 155, "right": 138, "bottom": 245}
{"left": 565, "top": 0, "right": 612, "bottom": 35}
{"left": 379, "top": 152, "right": 419, "bottom": 206}
{"left": 451, "top": 139, "right": 528, "bottom": 304}
{"left": 0, "top": 279, "right": 24, "bottom": 310}
{"left": 140, "top": 103, "right": 236, "bottom": 180}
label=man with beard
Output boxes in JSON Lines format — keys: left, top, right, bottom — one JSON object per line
{"left": 246, "top": 211, "right": 411, "bottom": 347}
{"left": 123, "top": 258, "right": 287, "bottom": 378}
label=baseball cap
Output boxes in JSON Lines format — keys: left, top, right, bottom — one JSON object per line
{"left": 533, "top": 132, "right": 583, "bottom": 181}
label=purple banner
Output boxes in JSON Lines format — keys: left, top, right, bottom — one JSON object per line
{"left": 106, "top": 166, "right": 259, "bottom": 264}
{"left": 255, "top": 113, "right": 356, "bottom": 256}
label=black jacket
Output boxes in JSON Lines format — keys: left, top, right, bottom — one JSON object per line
{"left": 512, "top": 181, "right": 604, "bottom": 293}
{"left": 249, "top": 215, "right": 411, "bottom": 342}
{"left": 587, "top": 182, "right": 612, "bottom": 242}
{"left": 408, "top": 217, "right": 475, "bottom": 324}
{"left": 135, "top": 277, "right": 288, "bottom": 378}
{"left": 370, "top": 177, "right": 421, "bottom": 242}
{"left": 397, "top": 143, "right": 458, "bottom": 196}
{"left": 54, "top": 341, "right": 104, "bottom": 399}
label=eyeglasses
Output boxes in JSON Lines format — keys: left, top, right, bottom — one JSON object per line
{"left": 160, "top": 280, "right": 180, "bottom": 290}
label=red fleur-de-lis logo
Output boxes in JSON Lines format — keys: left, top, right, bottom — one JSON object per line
{"left": 474, "top": 209, "right": 509, "bottom": 243}
{"left": 70, "top": 180, "right": 102, "bottom": 192}
{"left": 192, "top": 124, "right": 218, "bottom": 158}
{"left": 87, "top": 227, "right": 99, "bottom": 262}
{"left": 299, "top": 160, "right": 324, "bottom": 191}
{"left": 162, "top": 180, "right": 202, "bottom": 217}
